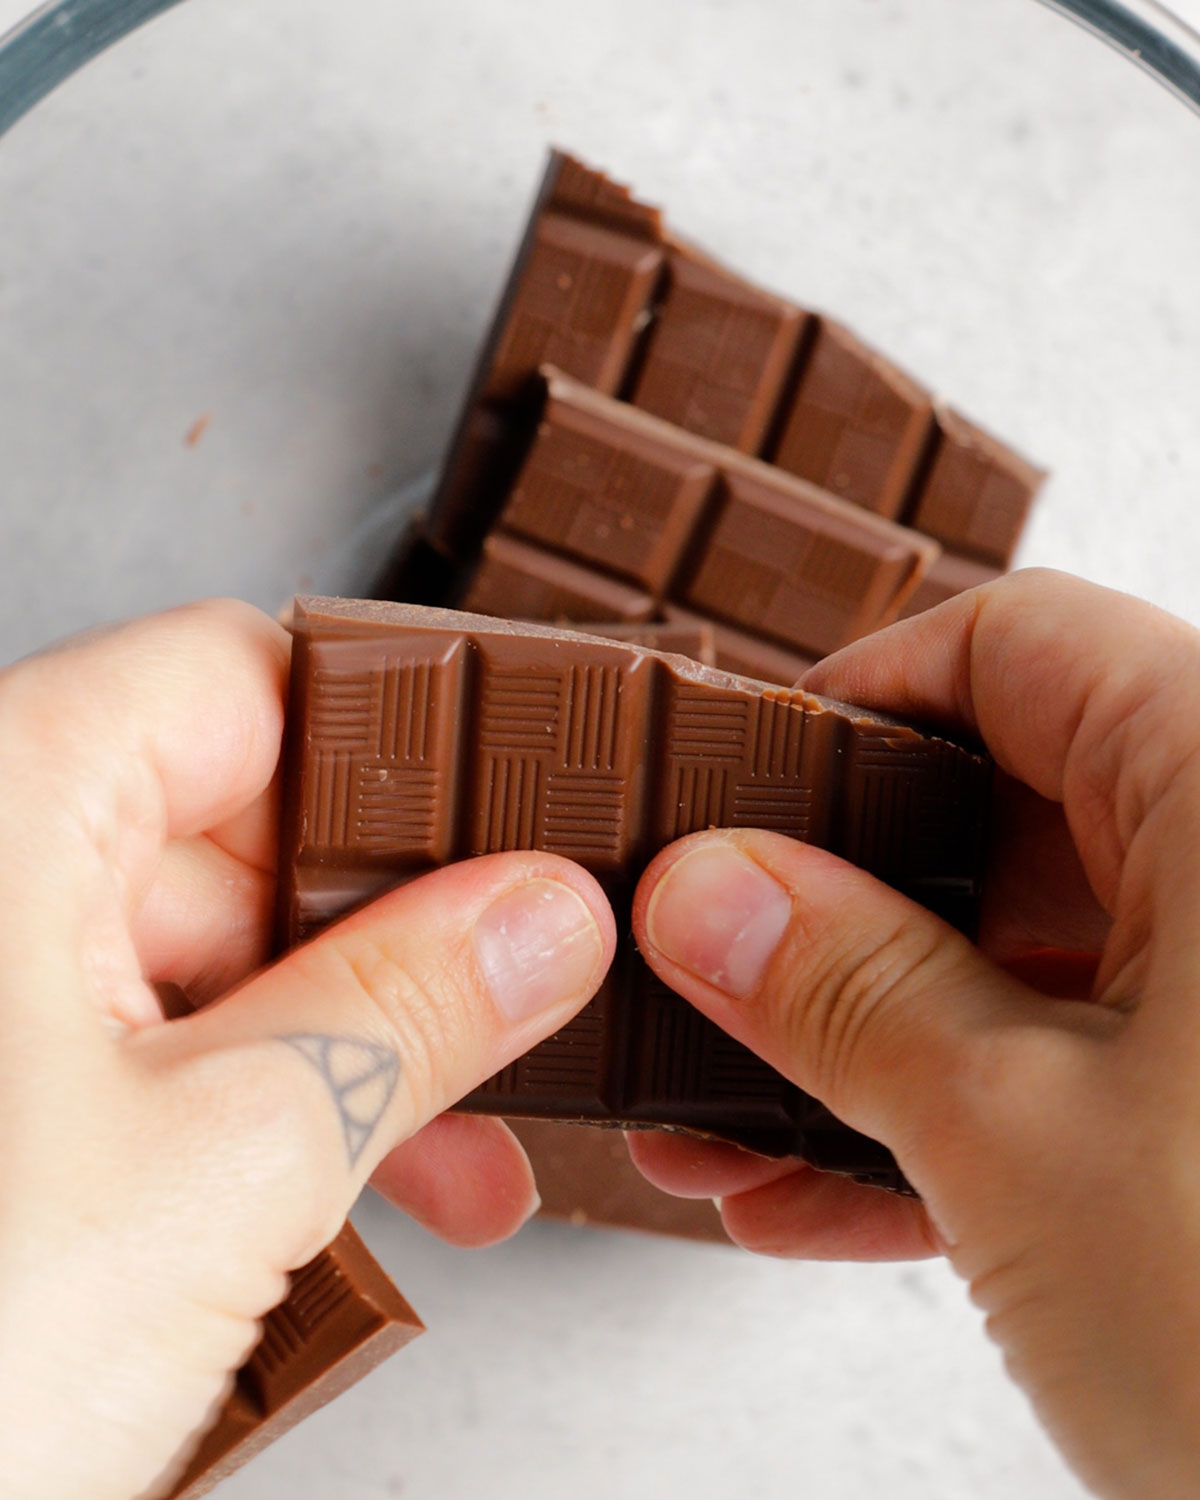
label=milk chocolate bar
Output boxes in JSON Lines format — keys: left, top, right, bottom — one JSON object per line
{"left": 508, "top": 1119, "right": 728, "bottom": 1242}
{"left": 280, "top": 598, "right": 993, "bottom": 1191}
{"left": 461, "top": 372, "right": 939, "bottom": 661}
{"left": 409, "top": 150, "right": 1043, "bottom": 594}
{"left": 559, "top": 617, "right": 717, "bottom": 664}
{"left": 167, "top": 1222, "right": 423, "bottom": 1498}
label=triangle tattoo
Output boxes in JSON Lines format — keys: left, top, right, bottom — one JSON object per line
{"left": 281, "top": 1034, "right": 401, "bottom": 1167}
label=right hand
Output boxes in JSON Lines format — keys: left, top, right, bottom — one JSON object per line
{"left": 629, "top": 570, "right": 1200, "bottom": 1499}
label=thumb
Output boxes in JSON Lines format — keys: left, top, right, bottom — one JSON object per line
{"left": 132, "top": 851, "right": 614, "bottom": 1268}
{"left": 632, "top": 828, "right": 1086, "bottom": 1198}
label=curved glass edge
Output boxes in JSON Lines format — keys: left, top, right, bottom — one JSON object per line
{"left": 0, "top": 0, "right": 186, "bottom": 137}
{"left": 1033, "top": 0, "right": 1200, "bottom": 112}
{"left": 0, "top": 0, "right": 1196, "bottom": 143}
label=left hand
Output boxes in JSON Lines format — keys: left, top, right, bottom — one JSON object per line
{"left": 0, "top": 600, "right": 614, "bottom": 1500}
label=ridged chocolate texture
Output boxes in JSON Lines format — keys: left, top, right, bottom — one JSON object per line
{"left": 411, "top": 148, "right": 1042, "bottom": 591}
{"left": 280, "top": 599, "right": 993, "bottom": 1190}
{"left": 167, "top": 1223, "right": 423, "bottom": 1498}
{"left": 464, "top": 372, "right": 938, "bottom": 660}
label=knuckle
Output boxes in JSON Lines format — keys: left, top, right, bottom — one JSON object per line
{"left": 323, "top": 926, "right": 482, "bottom": 1120}
{"left": 786, "top": 914, "right": 944, "bottom": 1113}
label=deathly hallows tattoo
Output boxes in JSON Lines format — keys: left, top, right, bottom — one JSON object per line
{"left": 280, "top": 1033, "right": 400, "bottom": 1167}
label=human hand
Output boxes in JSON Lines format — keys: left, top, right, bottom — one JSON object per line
{"left": 629, "top": 569, "right": 1200, "bottom": 1500}
{"left": 0, "top": 601, "right": 614, "bottom": 1500}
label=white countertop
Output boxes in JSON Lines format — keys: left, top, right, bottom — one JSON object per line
{"left": 3, "top": 2, "right": 1199, "bottom": 1496}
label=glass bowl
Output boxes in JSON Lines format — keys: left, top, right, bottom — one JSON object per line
{"left": 1, "top": 4, "right": 1198, "bottom": 1498}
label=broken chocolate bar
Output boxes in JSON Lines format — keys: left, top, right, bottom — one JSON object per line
{"left": 461, "top": 372, "right": 939, "bottom": 661}
{"left": 279, "top": 598, "right": 993, "bottom": 1192}
{"left": 400, "top": 150, "right": 1043, "bottom": 613}
{"left": 167, "top": 1222, "right": 423, "bottom": 1499}
{"left": 508, "top": 1119, "right": 728, "bottom": 1242}
{"left": 559, "top": 617, "right": 717, "bottom": 664}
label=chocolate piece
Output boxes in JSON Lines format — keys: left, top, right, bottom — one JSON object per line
{"left": 426, "top": 152, "right": 665, "bottom": 562}
{"left": 690, "top": 613, "right": 816, "bottom": 686}
{"left": 413, "top": 149, "right": 1042, "bottom": 586}
{"left": 280, "top": 598, "right": 993, "bottom": 1190}
{"left": 509, "top": 1119, "right": 729, "bottom": 1242}
{"left": 907, "top": 407, "right": 1045, "bottom": 567}
{"left": 897, "top": 550, "right": 1003, "bottom": 620}
{"left": 629, "top": 250, "right": 808, "bottom": 453}
{"left": 481, "top": 211, "right": 664, "bottom": 405}
{"left": 484, "top": 371, "right": 938, "bottom": 659}
{"left": 500, "top": 383, "right": 717, "bottom": 592}
{"left": 167, "top": 1223, "right": 423, "bottom": 1498}
{"left": 569, "top": 616, "right": 717, "bottom": 663}
{"left": 462, "top": 532, "right": 657, "bottom": 623}
{"left": 681, "top": 465, "right": 930, "bottom": 657}
{"left": 768, "top": 318, "right": 935, "bottom": 519}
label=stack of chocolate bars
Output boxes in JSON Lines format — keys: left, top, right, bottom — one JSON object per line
{"left": 380, "top": 150, "right": 1042, "bottom": 679}
{"left": 169, "top": 153, "right": 1042, "bottom": 1496}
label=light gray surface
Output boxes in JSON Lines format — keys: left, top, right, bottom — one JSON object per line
{"left": 2, "top": 2, "right": 1199, "bottom": 1497}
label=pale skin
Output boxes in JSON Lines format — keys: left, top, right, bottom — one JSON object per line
{"left": 0, "top": 569, "right": 1196, "bottom": 1498}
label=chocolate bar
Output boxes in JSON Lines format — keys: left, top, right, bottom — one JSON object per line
{"left": 402, "top": 150, "right": 1043, "bottom": 614}
{"left": 167, "top": 1222, "right": 423, "bottom": 1498}
{"left": 560, "top": 617, "right": 717, "bottom": 664}
{"left": 461, "top": 372, "right": 939, "bottom": 662}
{"left": 279, "top": 598, "right": 993, "bottom": 1191}
{"left": 508, "top": 1119, "right": 728, "bottom": 1242}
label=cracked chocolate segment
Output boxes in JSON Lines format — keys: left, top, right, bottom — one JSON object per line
{"left": 508, "top": 1118, "right": 729, "bottom": 1241}
{"left": 908, "top": 407, "right": 1045, "bottom": 566}
{"left": 480, "top": 212, "right": 664, "bottom": 405}
{"left": 768, "top": 318, "right": 935, "bottom": 519}
{"left": 408, "top": 148, "right": 1043, "bottom": 590}
{"left": 574, "top": 617, "right": 716, "bottom": 663}
{"left": 167, "top": 1223, "right": 423, "bottom": 1499}
{"left": 280, "top": 599, "right": 993, "bottom": 1190}
{"left": 500, "top": 383, "right": 718, "bottom": 592}
{"left": 628, "top": 250, "right": 808, "bottom": 453}
{"left": 482, "top": 372, "right": 938, "bottom": 660}
{"left": 424, "top": 150, "right": 667, "bottom": 562}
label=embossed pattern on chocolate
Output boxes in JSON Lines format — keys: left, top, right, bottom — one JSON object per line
{"left": 279, "top": 599, "right": 993, "bottom": 1190}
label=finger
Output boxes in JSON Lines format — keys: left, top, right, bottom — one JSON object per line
{"left": 133, "top": 836, "right": 275, "bottom": 1005}
{"left": 0, "top": 599, "right": 288, "bottom": 905}
{"left": 131, "top": 851, "right": 615, "bottom": 1270}
{"left": 719, "top": 1167, "right": 940, "bottom": 1262}
{"left": 369, "top": 1113, "right": 539, "bottom": 1247}
{"left": 800, "top": 569, "right": 1200, "bottom": 911}
{"left": 0, "top": 601, "right": 289, "bottom": 1028}
{"left": 624, "top": 1130, "right": 798, "bottom": 1200}
{"left": 632, "top": 828, "right": 1123, "bottom": 1221}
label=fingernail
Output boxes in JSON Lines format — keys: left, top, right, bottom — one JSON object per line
{"left": 645, "top": 842, "right": 791, "bottom": 997}
{"left": 474, "top": 879, "right": 604, "bottom": 1024}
